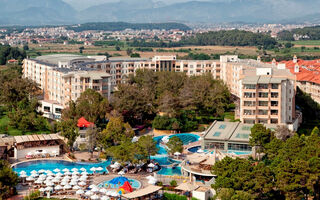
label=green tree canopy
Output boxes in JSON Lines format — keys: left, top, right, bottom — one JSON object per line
{"left": 167, "top": 136, "right": 183, "bottom": 155}
{"left": 0, "top": 160, "right": 18, "bottom": 199}
{"left": 136, "top": 135, "right": 158, "bottom": 162}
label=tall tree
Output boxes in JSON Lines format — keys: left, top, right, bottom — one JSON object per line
{"left": 167, "top": 136, "right": 183, "bottom": 155}
{"left": 57, "top": 119, "right": 79, "bottom": 151}
{"left": 136, "top": 135, "right": 158, "bottom": 162}
{"left": 0, "top": 160, "right": 18, "bottom": 199}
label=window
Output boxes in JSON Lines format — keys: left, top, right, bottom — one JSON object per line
{"left": 258, "top": 101, "right": 268, "bottom": 106}
{"left": 219, "top": 125, "right": 226, "bottom": 129}
{"left": 228, "top": 143, "right": 252, "bottom": 151}
{"left": 235, "top": 133, "right": 249, "bottom": 139}
{"left": 244, "top": 84, "right": 256, "bottom": 89}
{"left": 259, "top": 92, "right": 268, "bottom": 98}
{"left": 44, "top": 106, "right": 50, "bottom": 112}
{"left": 271, "top": 110, "right": 278, "bottom": 115}
{"left": 241, "top": 126, "right": 251, "bottom": 131}
{"left": 55, "top": 108, "right": 62, "bottom": 114}
{"left": 271, "top": 101, "right": 278, "bottom": 107}
{"left": 213, "top": 132, "right": 221, "bottom": 137}
{"left": 244, "top": 92, "right": 255, "bottom": 98}
{"left": 271, "top": 92, "right": 279, "bottom": 98}
{"left": 258, "top": 84, "right": 268, "bottom": 89}
{"left": 93, "top": 80, "right": 100, "bottom": 84}
{"left": 271, "top": 84, "right": 279, "bottom": 89}
{"left": 258, "top": 110, "right": 268, "bottom": 115}
{"left": 244, "top": 101, "right": 255, "bottom": 106}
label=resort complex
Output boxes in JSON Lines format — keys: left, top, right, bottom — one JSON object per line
{"left": 23, "top": 54, "right": 301, "bottom": 130}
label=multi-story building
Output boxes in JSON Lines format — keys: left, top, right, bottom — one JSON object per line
{"left": 220, "top": 55, "right": 300, "bottom": 130}
{"left": 23, "top": 54, "right": 112, "bottom": 119}
{"left": 23, "top": 54, "right": 300, "bottom": 130}
{"left": 277, "top": 56, "right": 320, "bottom": 105}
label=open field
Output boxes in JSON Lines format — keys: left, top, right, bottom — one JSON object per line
{"left": 27, "top": 43, "right": 260, "bottom": 58}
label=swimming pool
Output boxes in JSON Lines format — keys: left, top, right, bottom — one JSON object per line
{"left": 12, "top": 159, "right": 111, "bottom": 176}
{"left": 187, "top": 146, "right": 252, "bottom": 155}
{"left": 157, "top": 166, "right": 182, "bottom": 175}
{"left": 153, "top": 133, "right": 200, "bottom": 155}
{"left": 98, "top": 178, "right": 141, "bottom": 189}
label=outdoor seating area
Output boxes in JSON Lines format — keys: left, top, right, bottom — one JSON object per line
{"left": 19, "top": 168, "right": 130, "bottom": 200}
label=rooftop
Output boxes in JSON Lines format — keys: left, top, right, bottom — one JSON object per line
{"left": 35, "top": 54, "right": 95, "bottom": 65}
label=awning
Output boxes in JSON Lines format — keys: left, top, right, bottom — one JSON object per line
{"left": 122, "top": 185, "right": 162, "bottom": 199}
{"left": 77, "top": 117, "right": 94, "bottom": 128}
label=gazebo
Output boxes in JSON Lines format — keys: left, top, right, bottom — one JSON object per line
{"left": 77, "top": 117, "right": 94, "bottom": 128}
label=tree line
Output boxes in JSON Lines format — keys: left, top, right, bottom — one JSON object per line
{"left": 0, "top": 44, "right": 26, "bottom": 65}
{"left": 212, "top": 124, "right": 320, "bottom": 200}
{"left": 278, "top": 26, "right": 320, "bottom": 41}
{"left": 180, "top": 30, "right": 277, "bottom": 49}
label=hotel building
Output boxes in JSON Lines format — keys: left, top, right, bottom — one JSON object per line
{"left": 23, "top": 54, "right": 300, "bottom": 130}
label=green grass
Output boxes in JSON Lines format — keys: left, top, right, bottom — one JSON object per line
{"left": 0, "top": 114, "right": 50, "bottom": 136}
{"left": 291, "top": 40, "right": 320, "bottom": 46}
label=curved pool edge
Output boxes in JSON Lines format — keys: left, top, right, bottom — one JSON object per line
{"left": 11, "top": 158, "right": 70, "bottom": 168}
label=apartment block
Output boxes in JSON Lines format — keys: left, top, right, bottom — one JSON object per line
{"left": 23, "top": 54, "right": 111, "bottom": 119}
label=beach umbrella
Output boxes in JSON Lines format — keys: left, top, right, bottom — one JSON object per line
{"left": 55, "top": 185, "right": 63, "bottom": 190}
{"left": 80, "top": 176, "right": 87, "bottom": 181}
{"left": 111, "top": 191, "right": 119, "bottom": 197}
{"left": 148, "top": 177, "right": 157, "bottom": 185}
{"left": 101, "top": 196, "right": 110, "bottom": 200}
{"left": 72, "top": 171, "right": 80, "bottom": 175}
{"left": 109, "top": 164, "right": 116, "bottom": 168}
{"left": 118, "top": 171, "right": 125, "bottom": 176}
{"left": 39, "top": 174, "right": 46, "bottom": 178}
{"left": 89, "top": 184, "right": 97, "bottom": 189}
{"left": 20, "top": 174, "right": 27, "bottom": 178}
{"left": 30, "top": 173, "right": 39, "bottom": 178}
{"left": 148, "top": 163, "right": 155, "bottom": 168}
{"left": 56, "top": 172, "right": 63, "bottom": 176}
{"left": 85, "top": 190, "right": 94, "bottom": 196}
{"left": 19, "top": 171, "right": 26, "bottom": 175}
{"left": 64, "top": 171, "right": 71, "bottom": 175}
{"left": 63, "top": 175, "right": 71, "bottom": 179}
{"left": 53, "top": 169, "right": 60, "bottom": 173}
{"left": 31, "top": 170, "right": 37, "bottom": 174}
{"left": 197, "top": 149, "right": 204, "bottom": 153}
{"left": 45, "top": 170, "right": 52, "bottom": 174}
{"left": 91, "top": 187, "right": 99, "bottom": 193}
{"left": 76, "top": 189, "right": 84, "bottom": 195}
{"left": 146, "top": 175, "right": 154, "bottom": 180}
{"left": 26, "top": 176, "right": 34, "bottom": 181}
{"left": 90, "top": 167, "right": 96, "bottom": 172}
{"left": 91, "top": 194, "right": 100, "bottom": 200}
{"left": 174, "top": 152, "right": 181, "bottom": 156}
{"left": 39, "top": 188, "right": 46, "bottom": 192}
{"left": 38, "top": 169, "right": 45, "bottom": 173}
{"left": 52, "top": 178, "right": 60, "bottom": 183}
{"left": 80, "top": 168, "right": 86, "bottom": 172}
{"left": 63, "top": 184, "right": 72, "bottom": 190}
{"left": 81, "top": 171, "right": 88, "bottom": 175}
{"left": 96, "top": 167, "right": 103, "bottom": 171}
{"left": 45, "top": 186, "right": 53, "bottom": 191}
{"left": 99, "top": 188, "right": 107, "bottom": 194}
{"left": 78, "top": 181, "right": 86, "bottom": 186}
{"left": 35, "top": 179, "right": 43, "bottom": 184}
{"left": 46, "top": 176, "right": 53, "bottom": 180}
{"left": 62, "top": 168, "right": 69, "bottom": 172}
{"left": 73, "top": 185, "right": 81, "bottom": 190}
{"left": 46, "top": 182, "right": 54, "bottom": 186}
{"left": 71, "top": 168, "right": 78, "bottom": 172}
{"left": 70, "top": 181, "right": 77, "bottom": 186}
{"left": 60, "top": 181, "right": 68, "bottom": 186}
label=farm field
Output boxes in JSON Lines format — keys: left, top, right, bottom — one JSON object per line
{"left": 26, "top": 43, "right": 260, "bottom": 58}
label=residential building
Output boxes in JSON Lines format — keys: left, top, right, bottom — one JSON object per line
{"left": 23, "top": 54, "right": 112, "bottom": 119}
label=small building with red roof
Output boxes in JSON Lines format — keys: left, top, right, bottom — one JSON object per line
{"left": 74, "top": 117, "right": 95, "bottom": 150}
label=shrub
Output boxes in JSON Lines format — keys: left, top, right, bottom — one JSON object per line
{"left": 163, "top": 193, "right": 187, "bottom": 200}
{"left": 170, "top": 180, "right": 177, "bottom": 187}
{"left": 23, "top": 190, "right": 40, "bottom": 200}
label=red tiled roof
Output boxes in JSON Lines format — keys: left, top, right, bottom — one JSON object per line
{"left": 276, "top": 59, "right": 320, "bottom": 85}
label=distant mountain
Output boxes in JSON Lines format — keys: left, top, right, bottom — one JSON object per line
{"left": 0, "top": 0, "right": 76, "bottom": 25}
{"left": 1, "top": 0, "right": 320, "bottom": 25}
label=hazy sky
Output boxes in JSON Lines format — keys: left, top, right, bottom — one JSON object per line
{"left": 63, "top": 0, "right": 204, "bottom": 10}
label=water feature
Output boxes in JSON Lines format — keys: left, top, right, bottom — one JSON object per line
{"left": 12, "top": 159, "right": 111, "bottom": 176}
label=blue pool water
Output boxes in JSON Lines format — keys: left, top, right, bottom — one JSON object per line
{"left": 153, "top": 133, "right": 200, "bottom": 155}
{"left": 98, "top": 178, "right": 141, "bottom": 189}
{"left": 157, "top": 166, "right": 182, "bottom": 175}
{"left": 13, "top": 159, "right": 111, "bottom": 176}
{"left": 188, "top": 146, "right": 252, "bottom": 155}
